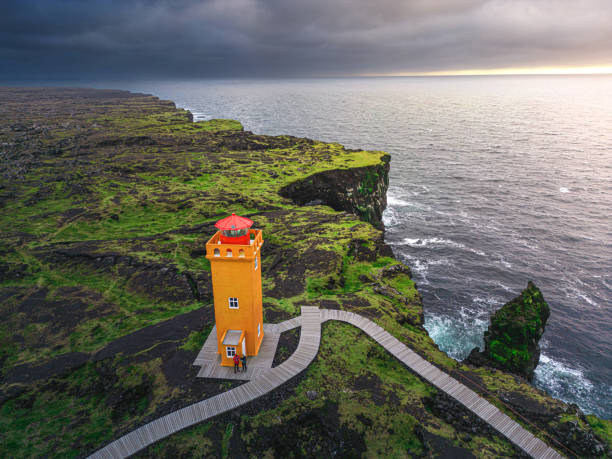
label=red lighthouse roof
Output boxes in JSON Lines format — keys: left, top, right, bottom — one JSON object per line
{"left": 214, "top": 213, "right": 253, "bottom": 231}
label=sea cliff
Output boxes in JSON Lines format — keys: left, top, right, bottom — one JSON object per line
{"left": 279, "top": 156, "right": 390, "bottom": 229}
{"left": 0, "top": 88, "right": 610, "bottom": 458}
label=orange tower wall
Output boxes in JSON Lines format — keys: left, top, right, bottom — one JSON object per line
{"left": 205, "top": 229, "right": 264, "bottom": 365}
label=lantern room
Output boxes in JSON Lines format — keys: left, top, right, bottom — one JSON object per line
{"left": 218, "top": 213, "right": 251, "bottom": 245}
{"left": 205, "top": 213, "right": 264, "bottom": 366}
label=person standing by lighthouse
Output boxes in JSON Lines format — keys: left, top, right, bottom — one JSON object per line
{"left": 205, "top": 213, "right": 265, "bottom": 367}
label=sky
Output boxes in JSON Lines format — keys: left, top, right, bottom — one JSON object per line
{"left": 1, "top": 0, "right": 612, "bottom": 81}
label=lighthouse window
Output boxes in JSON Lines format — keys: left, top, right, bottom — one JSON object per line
{"left": 226, "top": 346, "right": 236, "bottom": 358}
{"left": 258, "top": 322, "right": 261, "bottom": 337}
{"left": 213, "top": 248, "right": 220, "bottom": 257}
{"left": 223, "top": 229, "right": 247, "bottom": 238}
{"left": 229, "top": 297, "right": 239, "bottom": 309}
{"left": 254, "top": 256, "right": 258, "bottom": 270}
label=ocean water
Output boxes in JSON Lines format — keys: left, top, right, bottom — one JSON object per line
{"left": 110, "top": 76, "right": 612, "bottom": 419}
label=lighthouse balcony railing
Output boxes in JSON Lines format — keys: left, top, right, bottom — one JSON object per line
{"left": 206, "top": 229, "right": 263, "bottom": 259}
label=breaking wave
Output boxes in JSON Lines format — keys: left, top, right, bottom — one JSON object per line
{"left": 386, "top": 195, "right": 412, "bottom": 207}
{"left": 533, "top": 354, "right": 612, "bottom": 417}
{"left": 423, "top": 309, "right": 489, "bottom": 360}
{"left": 396, "top": 237, "right": 486, "bottom": 256}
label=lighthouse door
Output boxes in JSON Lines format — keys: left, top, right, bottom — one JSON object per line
{"left": 242, "top": 338, "right": 246, "bottom": 356}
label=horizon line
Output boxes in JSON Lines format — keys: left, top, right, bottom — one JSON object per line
{"left": 356, "top": 65, "right": 612, "bottom": 77}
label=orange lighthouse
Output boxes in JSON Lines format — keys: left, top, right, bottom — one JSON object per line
{"left": 205, "top": 213, "right": 264, "bottom": 366}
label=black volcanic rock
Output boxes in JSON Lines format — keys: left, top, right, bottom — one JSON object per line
{"left": 279, "top": 157, "right": 390, "bottom": 229}
{"left": 466, "top": 281, "right": 550, "bottom": 381}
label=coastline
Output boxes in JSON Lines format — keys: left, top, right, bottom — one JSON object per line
{"left": 0, "top": 87, "right": 609, "bottom": 457}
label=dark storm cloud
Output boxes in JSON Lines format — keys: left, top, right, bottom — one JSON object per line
{"left": 1, "top": 0, "right": 611, "bottom": 80}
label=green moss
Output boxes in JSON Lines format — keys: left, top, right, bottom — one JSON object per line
{"left": 0, "top": 364, "right": 114, "bottom": 458}
{"left": 586, "top": 415, "right": 612, "bottom": 448}
{"left": 386, "top": 273, "right": 419, "bottom": 302}
{"left": 264, "top": 296, "right": 302, "bottom": 316}
{"left": 358, "top": 169, "right": 380, "bottom": 195}
{"left": 373, "top": 257, "right": 396, "bottom": 268}
{"left": 1, "top": 263, "right": 203, "bottom": 366}
{"left": 181, "top": 327, "right": 212, "bottom": 352}
{"left": 194, "top": 119, "right": 243, "bottom": 132}
{"left": 221, "top": 422, "right": 233, "bottom": 458}
{"left": 141, "top": 421, "right": 214, "bottom": 457}
{"left": 484, "top": 282, "right": 549, "bottom": 376}
{"left": 232, "top": 321, "right": 433, "bottom": 456}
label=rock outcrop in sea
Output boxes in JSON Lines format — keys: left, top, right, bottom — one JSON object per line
{"left": 466, "top": 281, "right": 550, "bottom": 381}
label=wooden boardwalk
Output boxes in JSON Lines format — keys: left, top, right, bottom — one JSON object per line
{"left": 319, "top": 309, "right": 563, "bottom": 459}
{"left": 193, "top": 324, "right": 282, "bottom": 380}
{"left": 89, "top": 307, "right": 564, "bottom": 459}
{"left": 88, "top": 307, "right": 321, "bottom": 459}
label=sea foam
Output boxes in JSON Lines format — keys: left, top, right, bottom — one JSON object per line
{"left": 399, "top": 237, "right": 486, "bottom": 256}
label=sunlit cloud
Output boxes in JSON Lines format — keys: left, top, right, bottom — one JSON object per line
{"left": 364, "top": 66, "right": 612, "bottom": 77}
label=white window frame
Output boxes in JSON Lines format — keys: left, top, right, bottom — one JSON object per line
{"left": 226, "top": 346, "right": 236, "bottom": 358}
{"left": 229, "top": 297, "right": 239, "bottom": 309}
{"left": 258, "top": 322, "right": 261, "bottom": 337}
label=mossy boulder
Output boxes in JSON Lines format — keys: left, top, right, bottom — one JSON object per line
{"left": 466, "top": 281, "right": 550, "bottom": 381}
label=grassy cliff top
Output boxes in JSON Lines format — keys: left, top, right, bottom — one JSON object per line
{"left": 0, "top": 88, "right": 609, "bottom": 458}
